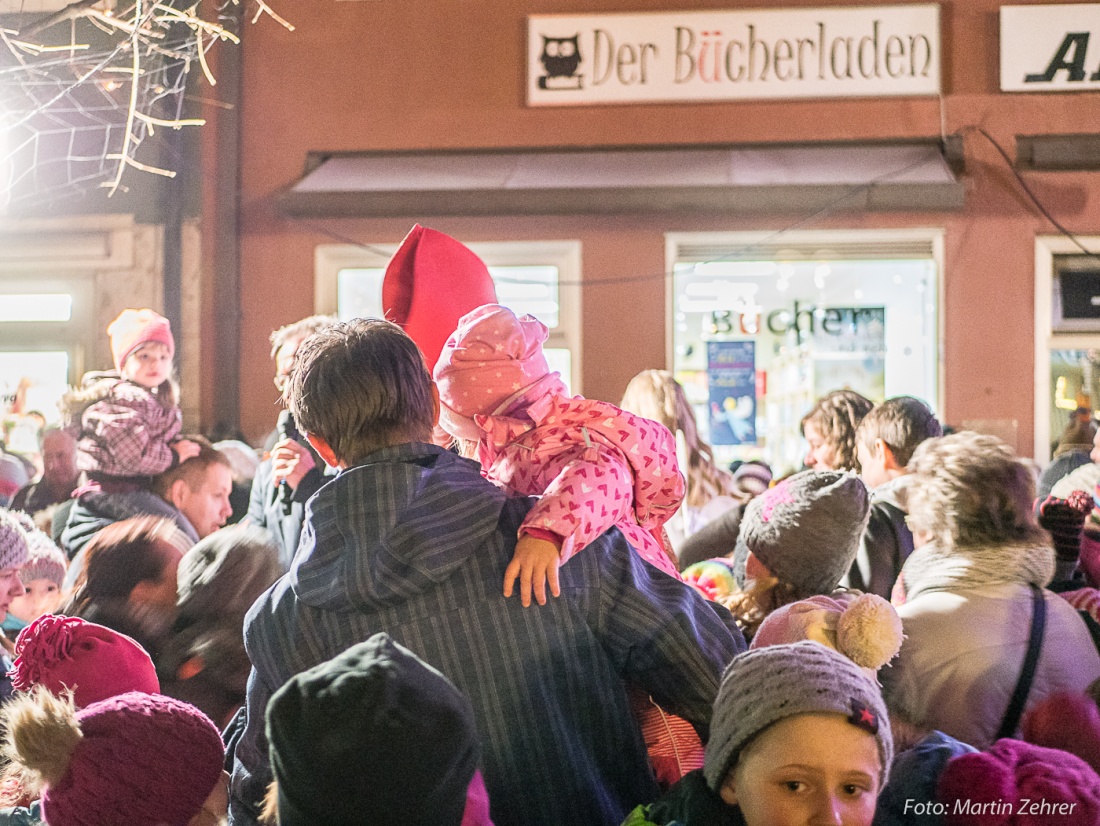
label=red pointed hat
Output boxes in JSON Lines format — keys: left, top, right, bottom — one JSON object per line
{"left": 382, "top": 225, "right": 498, "bottom": 371}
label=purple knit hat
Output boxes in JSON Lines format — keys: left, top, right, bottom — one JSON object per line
{"left": 39, "top": 692, "right": 224, "bottom": 826}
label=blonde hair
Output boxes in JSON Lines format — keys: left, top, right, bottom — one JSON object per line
{"left": 720, "top": 572, "right": 800, "bottom": 639}
{"left": 906, "top": 431, "right": 1047, "bottom": 549}
{"left": 620, "top": 370, "right": 738, "bottom": 509}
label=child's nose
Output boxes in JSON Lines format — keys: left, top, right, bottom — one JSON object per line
{"left": 810, "top": 791, "right": 845, "bottom": 826}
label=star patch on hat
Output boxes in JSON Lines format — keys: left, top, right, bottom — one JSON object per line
{"left": 850, "top": 699, "right": 879, "bottom": 735}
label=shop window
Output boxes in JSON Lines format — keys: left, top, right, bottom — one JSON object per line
{"left": 668, "top": 230, "right": 942, "bottom": 475}
{"left": 0, "top": 294, "right": 72, "bottom": 323}
{"left": 1035, "top": 239, "right": 1100, "bottom": 462}
{"left": 316, "top": 241, "right": 581, "bottom": 393}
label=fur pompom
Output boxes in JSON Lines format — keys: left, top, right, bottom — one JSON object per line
{"left": 836, "top": 593, "right": 904, "bottom": 670}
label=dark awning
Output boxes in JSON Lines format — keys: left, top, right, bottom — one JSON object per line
{"left": 1016, "top": 134, "right": 1100, "bottom": 171}
{"left": 278, "top": 139, "right": 965, "bottom": 218}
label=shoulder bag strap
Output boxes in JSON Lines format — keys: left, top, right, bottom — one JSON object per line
{"left": 996, "top": 583, "right": 1047, "bottom": 740}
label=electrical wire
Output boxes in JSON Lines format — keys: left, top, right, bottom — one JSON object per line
{"left": 966, "top": 125, "right": 1100, "bottom": 263}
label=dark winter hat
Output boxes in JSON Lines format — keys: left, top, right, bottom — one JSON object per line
{"left": 731, "top": 470, "right": 870, "bottom": 597}
{"left": 267, "top": 632, "right": 481, "bottom": 826}
{"left": 703, "top": 640, "right": 893, "bottom": 792}
{"left": 382, "top": 224, "right": 498, "bottom": 373}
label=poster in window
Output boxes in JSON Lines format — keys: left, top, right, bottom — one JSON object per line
{"left": 707, "top": 341, "right": 757, "bottom": 445}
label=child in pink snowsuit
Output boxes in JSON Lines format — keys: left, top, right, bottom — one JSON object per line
{"left": 434, "top": 304, "right": 685, "bottom": 606}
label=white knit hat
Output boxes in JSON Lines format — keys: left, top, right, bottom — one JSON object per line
{"left": 0, "top": 509, "right": 31, "bottom": 571}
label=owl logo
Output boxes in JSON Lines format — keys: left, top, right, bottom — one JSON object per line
{"left": 538, "top": 34, "right": 583, "bottom": 90}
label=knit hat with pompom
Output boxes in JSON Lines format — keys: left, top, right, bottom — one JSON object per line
{"left": 3, "top": 689, "right": 223, "bottom": 826}
{"left": 751, "top": 592, "right": 904, "bottom": 681}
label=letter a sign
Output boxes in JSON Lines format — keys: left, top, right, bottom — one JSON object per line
{"left": 1002, "top": 4, "right": 1100, "bottom": 91}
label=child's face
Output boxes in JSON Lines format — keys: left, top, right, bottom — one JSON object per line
{"left": 720, "top": 713, "right": 882, "bottom": 826}
{"left": 0, "top": 567, "right": 25, "bottom": 622}
{"left": 856, "top": 439, "right": 889, "bottom": 489}
{"left": 122, "top": 342, "right": 172, "bottom": 389}
{"left": 9, "top": 578, "right": 61, "bottom": 624}
{"left": 802, "top": 422, "right": 840, "bottom": 471}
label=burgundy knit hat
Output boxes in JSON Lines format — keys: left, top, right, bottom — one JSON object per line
{"left": 382, "top": 225, "right": 498, "bottom": 372}
{"left": 38, "top": 691, "right": 224, "bottom": 826}
{"left": 938, "top": 739, "right": 1100, "bottom": 825}
{"left": 11, "top": 615, "right": 160, "bottom": 709}
{"left": 107, "top": 308, "right": 174, "bottom": 373}
{"left": 1022, "top": 692, "right": 1100, "bottom": 774}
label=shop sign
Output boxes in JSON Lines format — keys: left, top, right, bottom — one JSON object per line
{"left": 527, "top": 5, "right": 941, "bottom": 106}
{"left": 1001, "top": 4, "right": 1100, "bottom": 92}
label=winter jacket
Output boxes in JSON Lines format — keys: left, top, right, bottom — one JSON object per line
{"left": 228, "top": 442, "right": 744, "bottom": 826}
{"left": 60, "top": 488, "right": 198, "bottom": 560}
{"left": 619, "top": 771, "right": 744, "bottom": 826}
{"left": 885, "top": 539, "right": 1100, "bottom": 748}
{"left": 62, "top": 375, "right": 181, "bottom": 479}
{"left": 246, "top": 452, "right": 327, "bottom": 570}
{"left": 844, "top": 475, "right": 914, "bottom": 599}
{"left": 0, "top": 801, "right": 42, "bottom": 826}
{"left": 474, "top": 390, "right": 684, "bottom": 578}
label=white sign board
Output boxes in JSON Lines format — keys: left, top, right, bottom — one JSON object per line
{"left": 527, "top": 6, "right": 941, "bottom": 106}
{"left": 1001, "top": 4, "right": 1100, "bottom": 92}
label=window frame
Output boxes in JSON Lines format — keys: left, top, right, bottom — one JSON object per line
{"left": 315, "top": 239, "right": 583, "bottom": 394}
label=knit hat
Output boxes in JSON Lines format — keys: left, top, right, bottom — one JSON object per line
{"left": 267, "top": 632, "right": 481, "bottom": 826}
{"left": 751, "top": 592, "right": 904, "bottom": 678}
{"left": 732, "top": 461, "right": 773, "bottom": 498}
{"left": 731, "top": 470, "right": 870, "bottom": 597}
{"left": 0, "top": 455, "right": 29, "bottom": 506}
{"left": 107, "top": 308, "right": 174, "bottom": 373}
{"left": 0, "top": 509, "right": 31, "bottom": 572}
{"left": 938, "top": 739, "right": 1100, "bottom": 825}
{"left": 434, "top": 304, "right": 560, "bottom": 441}
{"left": 17, "top": 525, "right": 66, "bottom": 588}
{"left": 382, "top": 225, "right": 498, "bottom": 374}
{"left": 1022, "top": 692, "right": 1100, "bottom": 774}
{"left": 6, "top": 690, "right": 224, "bottom": 826}
{"left": 1036, "top": 490, "right": 1092, "bottom": 565}
{"left": 11, "top": 615, "right": 160, "bottom": 709}
{"left": 704, "top": 641, "right": 892, "bottom": 792}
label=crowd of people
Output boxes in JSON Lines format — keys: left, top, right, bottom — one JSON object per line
{"left": 0, "top": 225, "right": 1098, "bottom": 825}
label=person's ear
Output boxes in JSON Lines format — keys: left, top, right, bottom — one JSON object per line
{"left": 878, "top": 439, "right": 903, "bottom": 472}
{"left": 165, "top": 478, "right": 189, "bottom": 509}
{"left": 305, "top": 433, "right": 342, "bottom": 469}
{"left": 718, "top": 770, "right": 740, "bottom": 807}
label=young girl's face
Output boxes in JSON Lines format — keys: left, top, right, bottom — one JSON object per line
{"left": 720, "top": 713, "right": 882, "bottom": 826}
{"left": 9, "top": 578, "right": 61, "bottom": 624}
{"left": 802, "top": 422, "right": 840, "bottom": 471}
{"left": 123, "top": 342, "right": 172, "bottom": 389}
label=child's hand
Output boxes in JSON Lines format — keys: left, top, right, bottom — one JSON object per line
{"left": 172, "top": 439, "right": 201, "bottom": 463}
{"left": 503, "top": 535, "right": 562, "bottom": 607}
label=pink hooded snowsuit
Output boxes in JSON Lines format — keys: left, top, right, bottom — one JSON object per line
{"left": 434, "top": 305, "right": 684, "bottom": 579}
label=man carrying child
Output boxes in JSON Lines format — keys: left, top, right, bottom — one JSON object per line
{"left": 228, "top": 318, "right": 745, "bottom": 826}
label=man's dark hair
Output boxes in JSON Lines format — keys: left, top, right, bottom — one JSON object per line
{"left": 286, "top": 318, "right": 435, "bottom": 465}
{"left": 64, "top": 515, "right": 179, "bottom": 611}
{"left": 857, "top": 396, "right": 943, "bottom": 468}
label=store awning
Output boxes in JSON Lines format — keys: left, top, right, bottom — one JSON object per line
{"left": 1016, "top": 134, "right": 1100, "bottom": 171}
{"left": 278, "top": 139, "right": 965, "bottom": 218}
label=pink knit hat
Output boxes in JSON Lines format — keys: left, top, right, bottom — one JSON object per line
{"left": 382, "top": 225, "right": 498, "bottom": 373}
{"left": 107, "top": 308, "right": 174, "bottom": 373}
{"left": 434, "top": 304, "right": 555, "bottom": 441}
{"left": 938, "top": 739, "right": 1100, "bottom": 825}
{"left": 751, "top": 593, "right": 904, "bottom": 677}
{"left": 37, "top": 691, "right": 225, "bottom": 826}
{"left": 11, "top": 615, "right": 160, "bottom": 709}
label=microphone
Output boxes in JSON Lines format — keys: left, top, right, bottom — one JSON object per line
{"left": 275, "top": 409, "right": 300, "bottom": 516}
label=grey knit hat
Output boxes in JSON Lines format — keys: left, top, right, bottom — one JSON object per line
{"left": 731, "top": 470, "right": 870, "bottom": 597}
{"left": 19, "top": 527, "right": 66, "bottom": 587}
{"left": 703, "top": 640, "right": 893, "bottom": 792}
{"left": 0, "top": 509, "right": 30, "bottom": 572}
